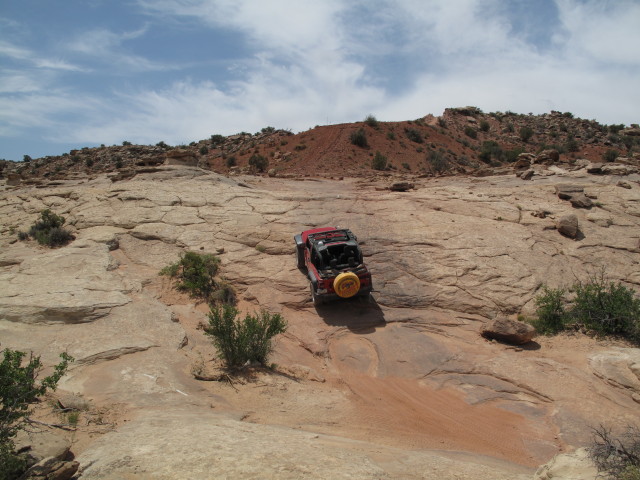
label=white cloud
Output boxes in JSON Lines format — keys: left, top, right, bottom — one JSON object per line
{"left": 65, "top": 26, "right": 174, "bottom": 71}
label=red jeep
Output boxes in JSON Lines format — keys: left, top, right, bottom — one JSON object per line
{"left": 295, "top": 227, "right": 373, "bottom": 306}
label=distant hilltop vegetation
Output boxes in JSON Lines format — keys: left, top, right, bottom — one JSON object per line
{"left": 2, "top": 107, "right": 639, "bottom": 182}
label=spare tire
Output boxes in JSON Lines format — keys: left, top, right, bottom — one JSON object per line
{"left": 333, "top": 272, "right": 360, "bottom": 298}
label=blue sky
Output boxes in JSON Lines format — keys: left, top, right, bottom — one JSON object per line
{"left": 1, "top": 0, "right": 639, "bottom": 161}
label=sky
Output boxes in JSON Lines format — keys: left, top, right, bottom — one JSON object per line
{"left": 1, "top": 0, "right": 639, "bottom": 161}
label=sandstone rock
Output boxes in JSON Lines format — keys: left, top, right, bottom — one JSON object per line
{"left": 14, "top": 430, "right": 71, "bottom": 464}
{"left": 535, "top": 149, "right": 560, "bottom": 164}
{"left": 7, "top": 172, "right": 22, "bottom": 185}
{"left": 617, "top": 181, "right": 632, "bottom": 189}
{"left": 389, "top": 181, "right": 414, "bottom": 191}
{"left": 18, "top": 457, "right": 78, "bottom": 480}
{"left": 569, "top": 193, "right": 593, "bottom": 209}
{"left": 589, "top": 348, "right": 640, "bottom": 395}
{"left": 557, "top": 214, "right": 579, "bottom": 238}
{"left": 586, "top": 212, "right": 612, "bottom": 228}
{"left": 520, "top": 169, "right": 534, "bottom": 180}
{"left": 602, "top": 163, "right": 637, "bottom": 175}
{"left": 0, "top": 243, "right": 130, "bottom": 324}
{"left": 75, "top": 409, "right": 530, "bottom": 480}
{"left": 481, "top": 318, "right": 536, "bottom": 345}
{"left": 586, "top": 163, "right": 603, "bottom": 174}
{"left": 533, "top": 448, "right": 598, "bottom": 480}
{"left": 513, "top": 158, "right": 531, "bottom": 169}
{"left": 267, "top": 168, "right": 277, "bottom": 177}
{"left": 555, "top": 184, "right": 584, "bottom": 200}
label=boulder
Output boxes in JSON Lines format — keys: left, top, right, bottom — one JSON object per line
{"left": 569, "top": 194, "right": 593, "bottom": 209}
{"left": 555, "top": 184, "right": 584, "bottom": 200}
{"left": 535, "top": 149, "right": 560, "bottom": 164}
{"left": 389, "top": 181, "right": 414, "bottom": 192}
{"left": 14, "top": 431, "right": 71, "bottom": 464}
{"left": 520, "top": 169, "right": 534, "bottom": 180}
{"left": 481, "top": 318, "right": 536, "bottom": 345}
{"left": 557, "top": 214, "right": 579, "bottom": 238}
{"left": 586, "top": 163, "right": 604, "bottom": 174}
{"left": 617, "top": 181, "right": 632, "bottom": 189}
{"left": 533, "top": 448, "right": 598, "bottom": 480}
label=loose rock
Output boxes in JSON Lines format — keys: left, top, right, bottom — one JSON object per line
{"left": 481, "top": 318, "right": 536, "bottom": 345}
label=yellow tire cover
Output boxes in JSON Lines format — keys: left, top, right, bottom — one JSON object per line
{"left": 333, "top": 272, "right": 360, "bottom": 298}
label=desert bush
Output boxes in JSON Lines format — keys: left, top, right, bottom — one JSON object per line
{"left": 519, "top": 126, "right": 534, "bottom": 142}
{"left": 122, "top": 141, "right": 132, "bottom": 146}
{"left": 371, "top": 151, "right": 387, "bottom": 171}
{"left": 364, "top": 115, "right": 379, "bottom": 128}
{"left": 427, "top": 151, "right": 448, "bottom": 173}
{"left": 590, "top": 425, "right": 640, "bottom": 480}
{"left": 350, "top": 128, "right": 368, "bottom": 148}
{"left": 479, "top": 120, "right": 490, "bottom": 132}
{"left": 248, "top": 154, "right": 268, "bottom": 172}
{"left": 464, "top": 126, "right": 477, "bottom": 139}
{"left": 210, "top": 134, "right": 225, "bottom": 146}
{"left": 26, "top": 210, "right": 73, "bottom": 247}
{"left": 261, "top": 126, "right": 275, "bottom": 133}
{"left": 405, "top": 128, "right": 424, "bottom": 143}
{"left": 572, "top": 272, "right": 640, "bottom": 340}
{"left": 22, "top": 155, "right": 32, "bottom": 163}
{"left": 160, "top": 251, "right": 221, "bottom": 301}
{"left": 1, "top": 349, "right": 72, "bottom": 480}
{"left": 437, "top": 118, "right": 447, "bottom": 128}
{"left": 603, "top": 149, "right": 619, "bottom": 162}
{"left": 386, "top": 131, "right": 396, "bottom": 140}
{"left": 532, "top": 286, "right": 567, "bottom": 334}
{"left": 199, "top": 145, "right": 209, "bottom": 155}
{"left": 479, "top": 140, "right": 503, "bottom": 164}
{"left": 204, "top": 304, "right": 287, "bottom": 369}
{"left": 225, "top": 156, "right": 237, "bottom": 167}
{"left": 532, "top": 271, "right": 640, "bottom": 343}
{"left": 565, "top": 135, "right": 579, "bottom": 152}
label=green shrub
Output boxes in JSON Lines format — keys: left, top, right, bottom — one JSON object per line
{"left": 603, "top": 149, "right": 619, "bottom": 162}
{"left": 27, "top": 210, "right": 73, "bottom": 247}
{"left": 479, "top": 140, "right": 503, "bottom": 164}
{"left": 590, "top": 425, "right": 640, "bottom": 480}
{"left": 533, "top": 286, "right": 567, "bottom": 334}
{"left": 350, "top": 128, "right": 368, "bottom": 148}
{"left": 572, "top": 272, "right": 640, "bottom": 340}
{"left": 160, "top": 251, "right": 221, "bottom": 302}
{"left": 261, "top": 126, "right": 275, "bottom": 133}
{"left": 427, "top": 151, "right": 448, "bottom": 173}
{"left": 386, "top": 131, "right": 396, "bottom": 141}
{"left": 210, "top": 134, "right": 225, "bottom": 146}
{"left": 22, "top": 155, "right": 32, "bottom": 163}
{"left": 405, "top": 128, "right": 423, "bottom": 143}
{"left": 199, "top": 145, "right": 209, "bottom": 155}
{"left": 225, "top": 156, "right": 237, "bottom": 167}
{"left": 204, "top": 304, "right": 287, "bottom": 369}
{"left": 464, "top": 126, "right": 477, "bottom": 139}
{"left": 85, "top": 158, "right": 94, "bottom": 168}
{"left": 437, "top": 118, "right": 447, "bottom": 128}
{"left": 479, "top": 120, "right": 490, "bottom": 132}
{"left": 371, "top": 151, "right": 387, "bottom": 170}
{"left": 565, "top": 135, "right": 579, "bottom": 152}
{"left": 532, "top": 272, "right": 640, "bottom": 343}
{"left": 364, "top": 115, "right": 379, "bottom": 128}
{"left": 519, "top": 126, "right": 534, "bottom": 142}
{"left": 248, "top": 154, "right": 268, "bottom": 172}
{"left": 122, "top": 141, "right": 132, "bottom": 146}
{"left": 1, "top": 349, "right": 72, "bottom": 480}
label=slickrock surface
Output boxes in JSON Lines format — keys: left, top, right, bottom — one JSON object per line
{"left": 1, "top": 165, "right": 639, "bottom": 479}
